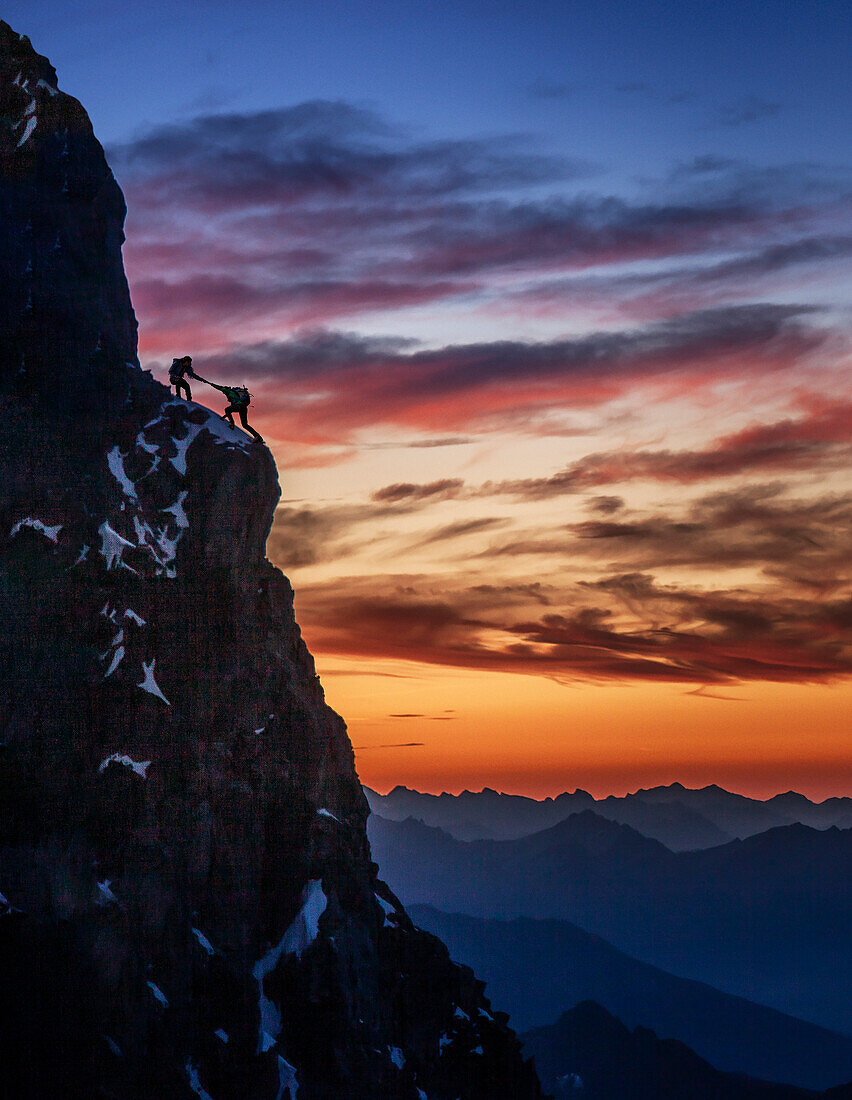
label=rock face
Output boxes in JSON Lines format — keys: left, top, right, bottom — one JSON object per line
{"left": 0, "top": 22, "right": 544, "bottom": 1100}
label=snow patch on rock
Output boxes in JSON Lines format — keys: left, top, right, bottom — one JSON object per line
{"left": 136, "top": 431, "right": 159, "bottom": 455}
{"left": 252, "top": 879, "right": 327, "bottom": 1053}
{"left": 168, "top": 421, "right": 205, "bottom": 475}
{"left": 17, "top": 115, "right": 36, "bottom": 146}
{"left": 99, "top": 754, "right": 150, "bottom": 778}
{"left": 132, "top": 516, "right": 180, "bottom": 577}
{"left": 185, "top": 1060, "right": 213, "bottom": 1100}
{"left": 162, "top": 399, "right": 253, "bottom": 451}
{"left": 107, "top": 445, "right": 138, "bottom": 501}
{"left": 10, "top": 517, "right": 62, "bottom": 543}
{"left": 147, "top": 981, "right": 168, "bottom": 1008}
{"left": 138, "top": 660, "right": 170, "bottom": 704}
{"left": 277, "top": 1056, "right": 299, "bottom": 1100}
{"left": 96, "top": 880, "right": 118, "bottom": 905}
{"left": 99, "top": 521, "right": 135, "bottom": 570}
{"left": 162, "top": 491, "right": 189, "bottom": 529}
{"left": 192, "top": 927, "right": 215, "bottom": 955}
{"left": 103, "top": 645, "right": 125, "bottom": 677}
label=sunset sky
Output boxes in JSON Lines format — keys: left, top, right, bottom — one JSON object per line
{"left": 14, "top": 0, "right": 851, "bottom": 798}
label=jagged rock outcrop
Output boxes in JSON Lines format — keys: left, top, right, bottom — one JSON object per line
{"left": 0, "top": 22, "right": 545, "bottom": 1100}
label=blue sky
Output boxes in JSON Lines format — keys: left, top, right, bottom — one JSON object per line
{"left": 9, "top": 0, "right": 851, "bottom": 190}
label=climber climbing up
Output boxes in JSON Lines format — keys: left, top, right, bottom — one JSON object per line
{"left": 169, "top": 355, "right": 196, "bottom": 401}
{"left": 193, "top": 374, "right": 264, "bottom": 443}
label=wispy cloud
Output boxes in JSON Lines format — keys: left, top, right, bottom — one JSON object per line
{"left": 510, "top": 234, "right": 852, "bottom": 320}
{"left": 388, "top": 713, "right": 456, "bottom": 720}
{"left": 714, "top": 95, "right": 784, "bottom": 127}
{"left": 277, "top": 472, "right": 852, "bottom": 687}
{"left": 292, "top": 564, "right": 852, "bottom": 685}
{"left": 111, "top": 101, "right": 849, "bottom": 363}
{"left": 184, "top": 304, "right": 826, "bottom": 448}
{"left": 372, "top": 479, "right": 465, "bottom": 504}
{"left": 478, "top": 396, "right": 852, "bottom": 497}
{"left": 408, "top": 518, "right": 510, "bottom": 549}
{"left": 352, "top": 742, "right": 426, "bottom": 749}
{"left": 486, "top": 482, "right": 852, "bottom": 579}
{"left": 112, "top": 98, "right": 852, "bottom": 702}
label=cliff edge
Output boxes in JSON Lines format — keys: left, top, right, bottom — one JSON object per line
{"left": 0, "top": 22, "right": 544, "bottom": 1100}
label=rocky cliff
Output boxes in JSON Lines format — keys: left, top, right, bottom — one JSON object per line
{"left": 0, "top": 22, "right": 544, "bottom": 1099}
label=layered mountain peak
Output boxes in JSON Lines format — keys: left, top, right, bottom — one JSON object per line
{"left": 0, "top": 23, "right": 543, "bottom": 1099}
{"left": 0, "top": 18, "right": 138, "bottom": 408}
{"left": 0, "top": 22, "right": 59, "bottom": 100}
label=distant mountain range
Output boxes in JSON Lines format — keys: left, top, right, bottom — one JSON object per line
{"left": 409, "top": 905, "right": 852, "bottom": 1091}
{"left": 368, "top": 811, "right": 852, "bottom": 1034}
{"left": 365, "top": 783, "right": 852, "bottom": 851}
{"left": 521, "top": 1001, "right": 852, "bottom": 1100}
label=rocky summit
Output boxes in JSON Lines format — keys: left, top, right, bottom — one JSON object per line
{"left": 0, "top": 22, "right": 543, "bottom": 1100}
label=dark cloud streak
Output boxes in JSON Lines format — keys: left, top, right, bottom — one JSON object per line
{"left": 192, "top": 304, "right": 825, "bottom": 445}
{"left": 372, "top": 479, "right": 464, "bottom": 504}
{"left": 476, "top": 398, "right": 852, "bottom": 498}
{"left": 293, "top": 568, "right": 852, "bottom": 686}
{"left": 111, "top": 100, "right": 850, "bottom": 350}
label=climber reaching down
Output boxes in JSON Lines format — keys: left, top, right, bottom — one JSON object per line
{"left": 169, "top": 355, "right": 196, "bottom": 401}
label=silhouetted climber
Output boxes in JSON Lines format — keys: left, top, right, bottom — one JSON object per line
{"left": 193, "top": 374, "right": 264, "bottom": 443}
{"left": 169, "top": 355, "right": 196, "bottom": 401}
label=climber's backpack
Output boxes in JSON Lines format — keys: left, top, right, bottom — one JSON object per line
{"left": 226, "top": 386, "right": 251, "bottom": 407}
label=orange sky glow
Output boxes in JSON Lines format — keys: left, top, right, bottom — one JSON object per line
{"left": 311, "top": 659, "right": 852, "bottom": 800}
{"left": 109, "top": 46, "right": 851, "bottom": 802}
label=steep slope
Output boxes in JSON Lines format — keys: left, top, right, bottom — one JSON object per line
{"left": 522, "top": 1002, "right": 836, "bottom": 1100}
{"left": 409, "top": 906, "right": 852, "bottom": 1090}
{"left": 592, "top": 792, "right": 731, "bottom": 849}
{"left": 368, "top": 813, "right": 852, "bottom": 1033}
{"left": 0, "top": 22, "right": 543, "bottom": 1100}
